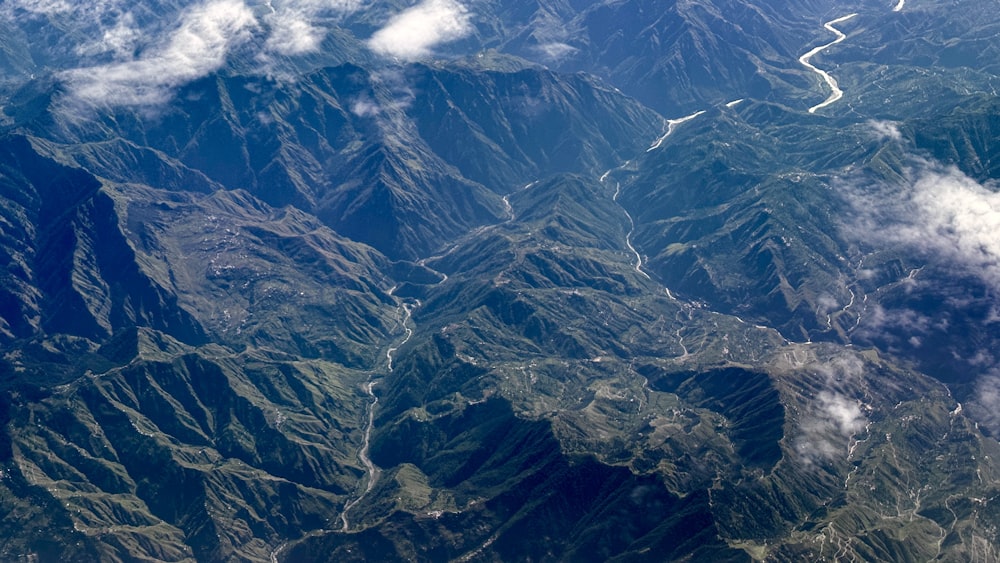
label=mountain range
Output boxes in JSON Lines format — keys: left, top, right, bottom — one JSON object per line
{"left": 1, "top": 0, "right": 999, "bottom": 561}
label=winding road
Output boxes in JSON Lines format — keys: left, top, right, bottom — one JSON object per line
{"left": 799, "top": 14, "right": 857, "bottom": 113}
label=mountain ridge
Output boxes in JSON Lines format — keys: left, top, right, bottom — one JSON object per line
{"left": 2, "top": 0, "right": 1000, "bottom": 560}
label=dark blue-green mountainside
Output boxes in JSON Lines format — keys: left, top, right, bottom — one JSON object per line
{"left": 1, "top": 0, "right": 1000, "bottom": 561}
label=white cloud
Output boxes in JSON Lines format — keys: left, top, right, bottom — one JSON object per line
{"left": 905, "top": 166, "right": 1000, "bottom": 285}
{"left": 13, "top": 0, "right": 388, "bottom": 106}
{"left": 813, "top": 353, "right": 865, "bottom": 383}
{"left": 524, "top": 6, "right": 575, "bottom": 63}
{"left": 288, "top": 0, "right": 362, "bottom": 12}
{"left": 855, "top": 304, "right": 932, "bottom": 341}
{"left": 867, "top": 119, "right": 902, "bottom": 142}
{"left": 348, "top": 70, "right": 419, "bottom": 134}
{"left": 102, "top": 15, "right": 142, "bottom": 58}
{"left": 791, "top": 353, "right": 869, "bottom": 464}
{"left": 535, "top": 42, "right": 577, "bottom": 62}
{"left": 368, "top": 68, "right": 417, "bottom": 113}
{"left": 61, "top": 0, "right": 257, "bottom": 106}
{"left": 845, "top": 160, "right": 1000, "bottom": 289}
{"left": 819, "top": 391, "right": 867, "bottom": 435}
{"left": 816, "top": 293, "right": 838, "bottom": 315}
{"left": 367, "top": 0, "right": 473, "bottom": 61}
{"left": 261, "top": 0, "right": 362, "bottom": 56}
{"left": 5, "top": 0, "right": 74, "bottom": 15}
{"left": 796, "top": 391, "right": 867, "bottom": 462}
{"left": 74, "top": 12, "right": 141, "bottom": 59}
{"left": 350, "top": 97, "right": 381, "bottom": 117}
{"left": 3, "top": 0, "right": 135, "bottom": 27}
{"left": 265, "top": 10, "right": 324, "bottom": 55}
{"left": 969, "top": 369, "right": 1000, "bottom": 434}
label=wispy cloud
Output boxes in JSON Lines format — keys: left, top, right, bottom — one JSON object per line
{"left": 283, "top": 0, "right": 361, "bottom": 11}
{"left": 525, "top": 10, "right": 577, "bottom": 63}
{"left": 74, "top": 12, "right": 141, "bottom": 59}
{"left": 842, "top": 155, "right": 1000, "bottom": 431}
{"left": 795, "top": 391, "right": 868, "bottom": 463}
{"left": 348, "top": 67, "right": 417, "bottom": 119}
{"left": 350, "top": 96, "right": 381, "bottom": 117}
{"left": 904, "top": 166, "right": 1000, "bottom": 285}
{"left": 60, "top": 0, "right": 257, "bottom": 107}
{"left": 262, "top": 0, "right": 362, "bottom": 56}
{"left": 534, "top": 42, "right": 577, "bottom": 62}
{"left": 264, "top": 9, "right": 325, "bottom": 55}
{"left": 968, "top": 368, "right": 1000, "bottom": 434}
{"left": 5, "top": 0, "right": 75, "bottom": 15}
{"left": 793, "top": 353, "right": 869, "bottom": 464}
{"left": 367, "top": 0, "right": 473, "bottom": 60}
{"left": 38, "top": 0, "right": 371, "bottom": 107}
{"left": 796, "top": 390, "right": 867, "bottom": 462}
{"left": 867, "top": 119, "right": 902, "bottom": 142}
{"left": 2, "top": 0, "right": 132, "bottom": 33}
{"left": 14, "top": 0, "right": 475, "bottom": 107}
{"left": 853, "top": 304, "right": 935, "bottom": 345}
{"left": 353, "top": 97, "right": 390, "bottom": 118}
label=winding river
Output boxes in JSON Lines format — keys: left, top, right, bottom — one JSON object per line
{"left": 612, "top": 180, "right": 651, "bottom": 280}
{"left": 799, "top": 14, "right": 857, "bottom": 113}
{"left": 647, "top": 110, "right": 706, "bottom": 151}
{"left": 339, "top": 301, "right": 414, "bottom": 532}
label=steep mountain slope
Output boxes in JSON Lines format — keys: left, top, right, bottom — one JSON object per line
{"left": 1, "top": 0, "right": 1000, "bottom": 561}
{"left": 0, "top": 180, "right": 403, "bottom": 561}
{"left": 612, "top": 0, "right": 1000, "bottom": 401}
{"left": 283, "top": 167, "right": 1000, "bottom": 561}
{"left": 6, "top": 61, "right": 661, "bottom": 260}
{"left": 471, "top": 0, "right": 869, "bottom": 114}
